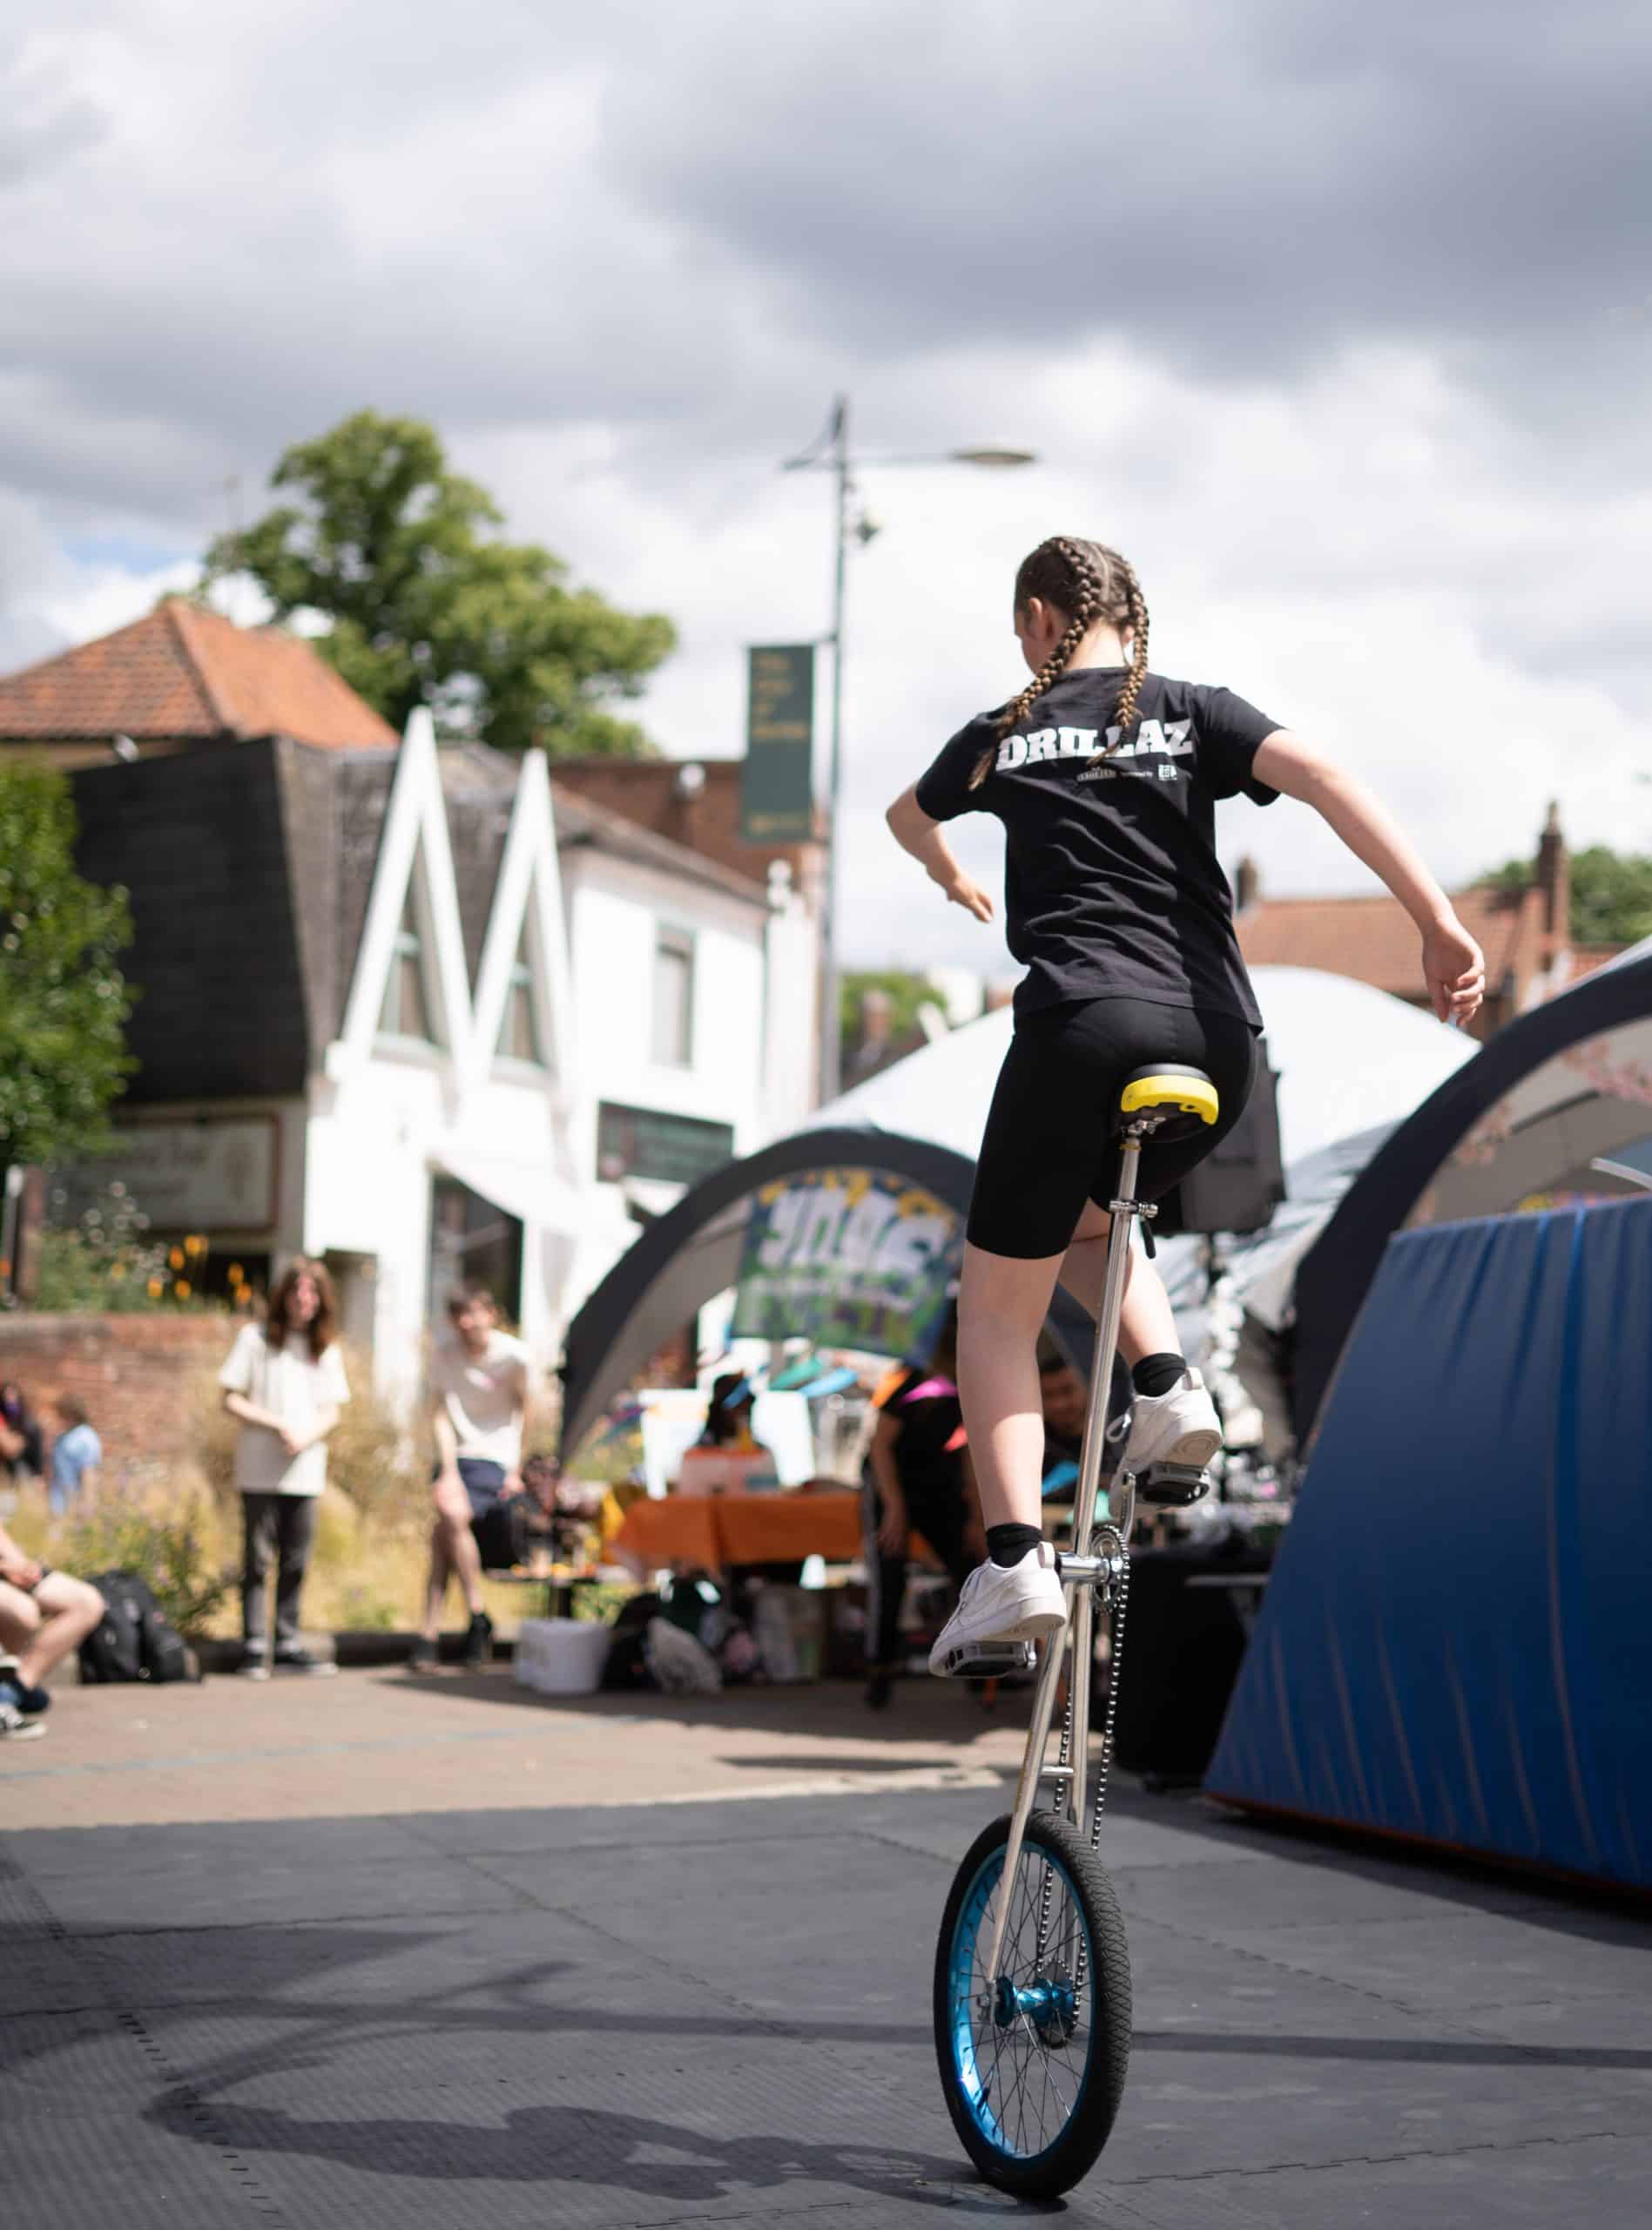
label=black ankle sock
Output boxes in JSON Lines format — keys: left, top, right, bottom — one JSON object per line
{"left": 987, "top": 1523, "right": 1043, "bottom": 1569}
{"left": 1132, "top": 1352, "right": 1186, "bottom": 1399}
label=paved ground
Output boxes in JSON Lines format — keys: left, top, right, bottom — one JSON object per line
{"left": 4, "top": 1667, "right": 1650, "bottom": 2227}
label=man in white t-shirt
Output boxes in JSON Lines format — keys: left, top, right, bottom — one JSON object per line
{"left": 410, "top": 1286, "right": 533, "bottom": 1672}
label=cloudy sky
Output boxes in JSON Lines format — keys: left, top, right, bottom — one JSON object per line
{"left": 3, "top": 1, "right": 1650, "bottom": 976}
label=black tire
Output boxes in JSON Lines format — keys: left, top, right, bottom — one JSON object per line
{"left": 933, "top": 1808, "right": 1131, "bottom": 2200}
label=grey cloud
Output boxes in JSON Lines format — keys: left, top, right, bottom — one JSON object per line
{"left": 597, "top": 0, "right": 1652, "bottom": 437}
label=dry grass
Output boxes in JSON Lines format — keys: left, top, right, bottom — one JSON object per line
{"left": 7, "top": 1341, "right": 550, "bottom": 1642}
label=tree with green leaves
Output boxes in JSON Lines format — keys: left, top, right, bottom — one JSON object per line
{"left": 1485, "top": 844, "right": 1652, "bottom": 949}
{"left": 0, "top": 765, "right": 134, "bottom": 1169}
{"left": 206, "top": 410, "right": 676, "bottom": 757}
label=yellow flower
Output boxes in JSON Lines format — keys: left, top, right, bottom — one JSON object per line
{"left": 147, "top": 1277, "right": 164, "bottom": 1299}
{"left": 168, "top": 1246, "right": 185, "bottom": 1270}
{"left": 228, "top": 1261, "right": 244, "bottom": 1282}
{"left": 174, "top": 1278, "right": 191, "bottom": 1299}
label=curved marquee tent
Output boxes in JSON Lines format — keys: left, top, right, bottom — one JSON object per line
{"left": 558, "top": 966, "right": 1473, "bottom": 1460}
{"left": 1290, "top": 934, "right": 1652, "bottom": 1440}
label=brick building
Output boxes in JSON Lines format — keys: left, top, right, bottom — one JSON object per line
{"left": 1235, "top": 804, "right": 1623, "bottom": 1039}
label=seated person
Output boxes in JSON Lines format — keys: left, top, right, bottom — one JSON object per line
{"left": 675, "top": 1373, "right": 777, "bottom": 1497}
{"left": 410, "top": 1286, "right": 532, "bottom": 1674}
{"left": 1, "top": 1382, "right": 45, "bottom": 1481}
{"left": 1034, "top": 1344, "right": 1134, "bottom": 1528}
{"left": 1036, "top": 1348, "right": 1088, "bottom": 1509}
{"left": 48, "top": 1395, "right": 103, "bottom": 1517}
{"left": 0, "top": 1520, "right": 105, "bottom": 1740}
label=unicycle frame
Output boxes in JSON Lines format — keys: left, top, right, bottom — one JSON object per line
{"left": 978, "top": 1123, "right": 1152, "bottom": 1994}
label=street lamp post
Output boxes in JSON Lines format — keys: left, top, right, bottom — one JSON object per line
{"left": 783, "top": 395, "right": 1035, "bottom": 1105}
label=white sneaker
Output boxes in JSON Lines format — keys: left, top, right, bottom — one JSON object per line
{"left": 1123, "top": 1367, "right": 1222, "bottom": 1474}
{"left": 927, "top": 1544, "right": 1067, "bottom": 1675}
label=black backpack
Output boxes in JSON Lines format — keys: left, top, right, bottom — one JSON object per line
{"left": 80, "top": 1571, "right": 198, "bottom": 1685}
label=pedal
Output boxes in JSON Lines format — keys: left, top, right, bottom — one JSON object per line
{"left": 935, "top": 1639, "right": 1039, "bottom": 1679}
{"left": 1135, "top": 1462, "right": 1210, "bottom": 1508}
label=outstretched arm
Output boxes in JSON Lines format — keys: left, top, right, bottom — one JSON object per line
{"left": 886, "top": 787, "right": 995, "bottom": 923}
{"left": 1253, "top": 732, "right": 1486, "bottom": 1027}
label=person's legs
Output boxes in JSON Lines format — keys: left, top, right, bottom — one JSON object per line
{"left": 1057, "top": 1203, "right": 1180, "bottom": 1358}
{"left": 957, "top": 1240, "right": 1066, "bottom": 1531}
{"left": 908, "top": 1476, "right": 980, "bottom": 1597}
{"left": 0, "top": 1578, "right": 43, "bottom": 1665}
{"left": 420, "top": 1474, "right": 486, "bottom": 1640}
{"left": 10, "top": 1571, "right": 103, "bottom": 1688}
{"left": 421, "top": 1520, "right": 452, "bottom": 1635}
{"left": 241, "top": 1493, "right": 277, "bottom": 1659}
{"left": 271, "top": 1497, "right": 317, "bottom": 1653}
{"left": 863, "top": 1484, "right": 909, "bottom": 1672}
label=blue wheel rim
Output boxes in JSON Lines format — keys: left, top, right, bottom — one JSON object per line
{"left": 947, "top": 1837, "right": 1096, "bottom": 2163}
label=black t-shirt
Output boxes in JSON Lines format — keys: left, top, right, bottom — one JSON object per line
{"left": 914, "top": 666, "right": 1280, "bottom": 1024}
{"left": 882, "top": 1364, "right": 965, "bottom": 1500}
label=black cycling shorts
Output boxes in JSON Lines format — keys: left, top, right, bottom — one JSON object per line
{"left": 966, "top": 996, "right": 1259, "bottom": 1259}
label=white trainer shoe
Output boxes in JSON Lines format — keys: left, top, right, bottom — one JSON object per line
{"left": 927, "top": 1544, "right": 1067, "bottom": 1675}
{"left": 1122, "top": 1366, "right": 1222, "bottom": 1475}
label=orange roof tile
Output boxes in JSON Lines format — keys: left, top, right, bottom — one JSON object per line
{"left": 0, "top": 598, "right": 398, "bottom": 751}
{"left": 1237, "top": 882, "right": 1542, "bottom": 997}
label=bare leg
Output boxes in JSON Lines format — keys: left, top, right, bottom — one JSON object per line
{"left": 8, "top": 1572, "right": 105, "bottom": 1688}
{"left": 1057, "top": 1203, "right": 1179, "bottom": 1361}
{"left": 421, "top": 1521, "right": 452, "bottom": 1642}
{"left": 428, "top": 1477, "right": 486, "bottom": 1623}
{"left": 956, "top": 1240, "right": 1063, "bottom": 1532}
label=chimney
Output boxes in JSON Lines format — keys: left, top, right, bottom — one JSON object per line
{"left": 1235, "top": 856, "right": 1260, "bottom": 912}
{"left": 1535, "top": 801, "right": 1569, "bottom": 945}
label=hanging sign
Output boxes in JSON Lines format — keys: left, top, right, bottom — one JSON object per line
{"left": 740, "top": 644, "right": 815, "bottom": 843}
{"left": 731, "top": 1166, "right": 961, "bottom": 1358}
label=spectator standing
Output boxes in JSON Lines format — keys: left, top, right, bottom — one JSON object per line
{"left": 219, "top": 1257, "right": 348, "bottom": 1679}
{"left": 862, "top": 1308, "right": 980, "bottom": 1709}
{"left": 411, "top": 1287, "right": 532, "bottom": 1673}
{"left": 47, "top": 1396, "right": 102, "bottom": 1517}
{"left": 0, "top": 1517, "right": 105, "bottom": 1740}
{"left": 0, "top": 1382, "right": 45, "bottom": 1482}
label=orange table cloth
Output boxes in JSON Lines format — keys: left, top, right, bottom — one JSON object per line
{"left": 615, "top": 1490, "right": 890, "bottom": 1571}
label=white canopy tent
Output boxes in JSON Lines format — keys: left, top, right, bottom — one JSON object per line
{"left": 560, "top": 966, "right": 1473, "bottom": 1456}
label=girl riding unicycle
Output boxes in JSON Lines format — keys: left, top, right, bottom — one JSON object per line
{"left": 887, "top": 534, "right": 1485, "bottom": 2197}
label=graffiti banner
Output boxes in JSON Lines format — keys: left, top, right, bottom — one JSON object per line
{"left": 731, "top": 1167, "right": 961, "bottom": 1358}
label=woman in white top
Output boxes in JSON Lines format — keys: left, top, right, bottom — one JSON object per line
{"left": 219, "top": 1257, "right": 349, "bottom": 1679}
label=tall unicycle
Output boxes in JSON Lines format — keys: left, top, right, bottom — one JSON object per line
{"left": 932, "top": 1066, "right": 1222, "bottom": 2199}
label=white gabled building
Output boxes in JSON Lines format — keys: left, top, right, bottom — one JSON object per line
{"left": 64, "top": 710, "right": 819, "bottom": 1416}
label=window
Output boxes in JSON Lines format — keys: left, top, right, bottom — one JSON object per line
{"left": 597, "top": 1102, "right": 735, "bottom": 1187}
{"left": 378, "top": 891, "right": 436, "bottom": 1043}
{"left": 496, "top": 928, "right": 546, "bottom": 1067}
{"left": 652, "top": 924, "right": 695, "bottom": 1068}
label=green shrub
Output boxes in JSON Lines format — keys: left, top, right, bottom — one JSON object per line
{"left": 56, "top": 1477, "right": 232, "bottom": 1639}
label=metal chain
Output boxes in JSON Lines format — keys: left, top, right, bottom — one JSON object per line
{"left": 1090, "top": 1525, "right": 1129, "bottom": 1850}
{"left": 1035, "top": 1622, "right": 1080, "bottom": 1957}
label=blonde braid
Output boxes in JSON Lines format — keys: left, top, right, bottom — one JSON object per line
{"left": 967, "top": 536, "right": 1102, "bottom": 789}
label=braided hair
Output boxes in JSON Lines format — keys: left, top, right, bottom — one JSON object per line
{"left": 968, "top": 536, "right": 1150, "bottom": 788}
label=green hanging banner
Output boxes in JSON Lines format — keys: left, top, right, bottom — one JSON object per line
{"left": 740, "top": 644, "right": 816, "bottom": 843}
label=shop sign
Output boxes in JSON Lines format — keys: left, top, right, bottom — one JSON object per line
{"left": 57, "top": 1117, "right": 279, "bottom": 1233}
{"left": 731, "top": 1166, "right": 961, "bottom": 1356}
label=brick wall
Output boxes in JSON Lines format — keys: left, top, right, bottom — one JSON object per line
{"left": 552, "top": 759, "right": 823, "bottom": 896}
{"left": 0, "top": 1314, "right": 232, "bottom": 1470}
